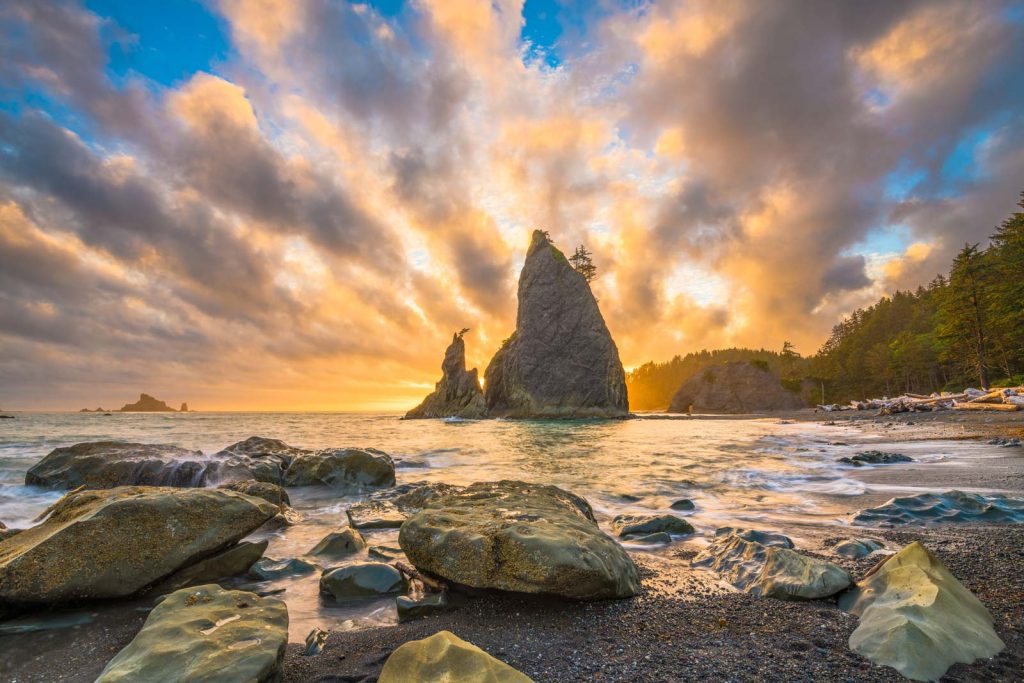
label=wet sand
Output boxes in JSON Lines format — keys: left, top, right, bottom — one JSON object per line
{"left": 2, "top": 410, "right": 1022, "bottom": 682}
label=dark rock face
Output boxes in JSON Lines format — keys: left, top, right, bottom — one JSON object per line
{"left": 668, "top": 361, "right": 806, "bottom": 414}
{"left": 405, "top": 333, "right": 487, "bottom": 419}
{"left": 26, "top": 442, "right": 209, "bottom": 489}
{"left": 484, "top": 231, "right": 628, "bottom": 418}
{"left": 119, "top": 393, "right": 176, "bottom": 412}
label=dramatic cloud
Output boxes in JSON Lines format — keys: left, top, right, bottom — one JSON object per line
{"left": 0, "top": 0, "right": 1021, "bottom": 409}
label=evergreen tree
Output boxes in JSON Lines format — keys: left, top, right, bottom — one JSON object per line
{"left": 569, "top": 245, "right": 597, "bottom": 283}
{"left": 937, "top": 244, "right": 991, "bottom": 389}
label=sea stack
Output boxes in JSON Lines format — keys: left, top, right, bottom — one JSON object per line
{"left": 484, "top": 230, "right": 628, "bottom": 418}
{"left": 119, "top": 393, "right": 176, "bottom": 412}
{"left": 405, "top": 332, "right": 487, "bottom": 419}
{"left": 667, "top": 361, "right": 806, "bottom": 414}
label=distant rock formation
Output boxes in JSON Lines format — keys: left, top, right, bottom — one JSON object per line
{"left": 119, "top": 393, "right": 176, "bottom": 412}
{"left": 79, "top": 407, "right": 107, "bottom": 412}
{"left": 668, "top": 361, "right": 806, "bottom": 414}
{"left": 179, "top": 402, "right": 189, "bottom": 412}
{"left": 405, "top": 332, "right": 486, "bottom": 419}
{"left": 484, "top": 230, "right": 629, "bottom": 418}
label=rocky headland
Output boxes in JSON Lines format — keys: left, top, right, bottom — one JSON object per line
{"left": 668, "top": 361, "right": 807, "bottom": 414}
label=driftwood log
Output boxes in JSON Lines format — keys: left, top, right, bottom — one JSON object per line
{"left": 392, "top": 560, "right": 448, "bottom": 592}
{"left": 954, "top": 402, "right": 1021, "bottom": 412}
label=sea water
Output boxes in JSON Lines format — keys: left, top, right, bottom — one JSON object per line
{"left": 0, "top": 411, "right": 997, "bottom": 638}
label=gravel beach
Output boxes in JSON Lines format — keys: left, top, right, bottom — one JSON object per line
{"left": 1, "top": 410, "right": 1021, "bottom": 682}
{"left": 279, "top": 410, "right": 1024, "bottom": 682}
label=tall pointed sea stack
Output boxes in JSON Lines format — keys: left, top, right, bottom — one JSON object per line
{"left": 484, "top": 230, "right": 628, "bottom": 418}
{"left": 405, "top": 332, "right": 487, "bottom": 419}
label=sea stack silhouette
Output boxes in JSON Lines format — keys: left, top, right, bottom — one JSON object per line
{"left": 405, "top": 331, "right": 487, "bottom": 419}
{"left": 484, "top": 230, "right": 628, "bottom": 418}
{"left": 119, "top": 393, "right": 177, "bottom": 412}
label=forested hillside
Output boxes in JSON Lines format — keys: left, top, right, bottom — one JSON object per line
{"left": 627, "top": 194, "right": 1024, "bottom": 410}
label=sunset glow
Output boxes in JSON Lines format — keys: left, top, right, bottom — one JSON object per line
{"left": 1, "top": 0, "right": 1022, "bottom": 411}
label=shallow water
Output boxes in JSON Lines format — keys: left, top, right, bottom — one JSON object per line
{"left": 0, "top": 411, "right": 1010, "bottom": 638}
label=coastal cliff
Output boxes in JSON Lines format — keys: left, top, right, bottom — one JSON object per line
{"left": 484, "top": 230, "right": 628, "bottom": 418}
{"left": 405, "top": 332, "right": 486, "bottom": 419}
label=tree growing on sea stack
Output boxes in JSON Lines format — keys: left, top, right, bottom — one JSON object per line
{"left": 484, "top": 230, "right": 629, "bottom": 418}
{"left": 404, "top": 330, "right": 487, "bottom": 419}
{"left": 569, "top": 245, "right": 597, "bottom": 283}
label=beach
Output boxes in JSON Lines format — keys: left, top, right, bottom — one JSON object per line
{"left": 0, "top": 410, "right": 1022, "bottom": 681}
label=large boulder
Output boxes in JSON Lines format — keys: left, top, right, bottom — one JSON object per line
{"left": 208, "top": 436, "right": 309, "bottom": 485}
{"left": 406, "top": 332, "right": 488, "bottom": 419}
{"left": 380, "top": 630, "right": 533, "bottom": 682}
{"left": 319, "top": 563, "right": 404, "bottom": 600}
{"left": 667, "top": 362, "right": 806, "bottom": 414}
{"left": 839, "top": 541, "right": 1004, "bottom": 681}
{"left": 0, "top": 487, "right": 276, "bottom": 603}
{"left": 148, "top": 541, "right": 268, "bottom": 595}
{"left": 399, "top": 480, "right": 639, "bottom": 599}
{"left": 283, "top": 448, "right": 395, "bottom": 488}
{"left": 692, "top": 527, "right": 850, "bottom": 600}
{"left": 217, "top": 480, "right": 291, "bottom": 507}
{"left": 96, "top": 584, "right": 288, "bottom": 683}
{"left": 611, "top": 514, "right": 694, "bottom": 537}
{"left": 483, "top": 231, "right": 628, "bottom": 418}
{"left": 25, "top": 442, "right": 210, "bottom": 490}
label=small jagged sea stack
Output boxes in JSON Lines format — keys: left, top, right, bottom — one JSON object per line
{"left": 485, "top": 230, "right": 628, "bottom": 418}
{"left": 405, "top": 332, "right": 487, "bottom": 419}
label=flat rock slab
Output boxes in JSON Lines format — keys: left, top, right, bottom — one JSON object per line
{"left": 839, "top": 541, "right": 1004, "bottom": 681}
{"left": 96, "top": 584, "right": 288, "bottom": 683}
{"left": 399, "top": 480, "right": 639, "bottom": 600}
{"left": 693, "top": 527, "right": 850, "bottom": 600}
{"left": 853, "top": 489, "right": 1024, "bottom": 525}
{"left": 0, "top": 487, "right": 276, "bottom": 604}
{"left": 379, "top": 630, "right": 533, "bottom": 682}
{"left": 348, "top": 500, "right": 407, "bottom": 529}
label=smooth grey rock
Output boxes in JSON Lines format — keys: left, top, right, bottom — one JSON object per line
{"left": 209, "top": 436, "right": 308, "bottom": 485}
{"left": 623, "top": 532, "right": 672, "bottom": 544}
{"left": 308, "top": 528, "right": 366, "bottom": 561}
{"left": 406, "top": 332, "right": 487, "bottom": 419}
{"left": 670, "top": 499, "right": 695, "bottom": 511}
{"left": 283, "top": 448, "right": 395, "bottom": 488}
{"left": 319, "top": 563, "right": 404, "bottom": 600}
{"left": 96, "top": 584, "right": 288, "bottom": 683}
{"left": 217, "top": 480, "right": 291, "bottom": 507}
{"left": 668, "top": 361, "right": 805, "bottom": 413}
{"left": 0, "top": 487, "right": 276, "bottom": 604}
{"left": 838, "top": 451, "right": 913, "bottom": 467}
{"left": 833, "top": 538, "right": 884, "bottom": 559}
{"left": 396, "top": 592, "right": 451, "bottom": 622}
{"left": 611, "top": 514, "right": 694, "bottom": 537}
{"left": 248, "top": 557, "right": 319, "bottom": 581}
{"left": 483, "top": 231, "right": 628, "bottom": 418}
{"left": 399, "top": 480, "right": 639, "bottom": 600}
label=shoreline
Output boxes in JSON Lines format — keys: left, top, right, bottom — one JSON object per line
{"left": 1, "top": 411, "right": 1022, "bottom": 681}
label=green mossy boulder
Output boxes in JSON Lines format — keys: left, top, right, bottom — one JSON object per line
{"left": 839, "top": 541, "right": 1004, "bottom": 681}
{"left": 0, "top": 487, "right": 276, "bottom": 604}
{"left": 399, "top": 480, "right": 639, "bottom": 600}
{"left": 379, "top": 630, "right": 533, "bottom": 683}
{"left": 96, "top": 584, "right": 288, "bottom": 683}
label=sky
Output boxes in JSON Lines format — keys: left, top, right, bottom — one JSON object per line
{"left": 1, "top": 0, "right": 1023, "bottom": 411}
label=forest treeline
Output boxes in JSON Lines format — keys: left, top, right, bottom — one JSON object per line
{"left": 626, "top": 194, "right": 1024, "bottom": 410}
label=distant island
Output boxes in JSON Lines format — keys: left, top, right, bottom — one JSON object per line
{"left": 80, "top": 394, "right": 190, "bottom": 413}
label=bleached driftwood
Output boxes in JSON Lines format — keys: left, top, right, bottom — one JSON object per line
{"left": 954, "top": 402, "right": 1021, "bottom": 412}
